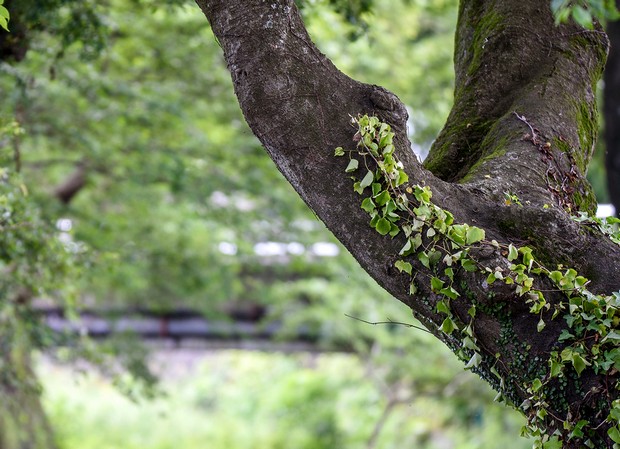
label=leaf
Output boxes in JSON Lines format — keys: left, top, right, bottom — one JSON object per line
{"left": 334, "top": 146, "right": 345, "bottom": 156}
{"left": 418, "top": 251, "right": 430, "bottom": 268}
{"left": 440, "top": 287, "right": 460, "bottom": 300}
{"left": 440, "top": 317, "right": 456, "bottom": 335}
{"left": 609, "top": 426, "right": 620, "bottom": 444}
{"left": 572, "top": 5, "right": 593, "bottom": 28}
{"left": 360, "top": 197, "right": 376, "bottom": 213}
{"left": 507, "top": 244, "right": 518, "bottom": 261}
{"left": 431, "top": 277, "right": 444, "bottom": 292}
{"left": 465, "top": 227, "right": 485, "bottom": 245}
{"left": 531, "top": 378, "right": 543, "bottom": 392}
{"left": 394, "top": 260, "right": 412, "bottom": 275}
{"left": 461, "top": 258, "right": 477, "bottom": 272}
{"left": 374, "top": 190, "right": 391, "bottom": 206}
{"left": 375, "top": 217, "right": 391, "bottom": 235}
{"left": 345, "top": 159, "right": 359, "bottom": 172}
{"left": 399, "top": 239, "right": 412, "bottom": 256}
{"left": 537, "top": 318, "right": 545, "bottom": 332}
{"left": 436, "top": 300, "right": 450, "bottom": 315}
{"left": 360, "top": 170, "right": 374, "bottom": 189}
{"left": 464, "top": 352, "right": 482, "bottom": 369}
{"left": 409, "top": 281, "right": 417, "bottom": 295}
{"left": 0, "top": 14, "right": 7, "bottom": 32}
{"left": 571, "top": 353, "right": 589, "bottom": 376}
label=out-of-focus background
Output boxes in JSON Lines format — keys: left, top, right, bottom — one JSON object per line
{"left": 0, "top": 1, "right": 617, "bottom": 448}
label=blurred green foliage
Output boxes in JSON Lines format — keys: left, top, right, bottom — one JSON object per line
{"left": 44, "top": 351, "right": 529, "bottom": 449}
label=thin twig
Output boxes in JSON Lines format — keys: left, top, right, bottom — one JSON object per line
{"left": 345, "top": 313, "right": 432, "bottom": 333}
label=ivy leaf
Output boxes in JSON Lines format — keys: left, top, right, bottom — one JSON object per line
{"left": 360, "top": 197, "right": 376, "bottom": 214}
{"left": 418, "top": 251, "right": 430, "bottom": 269}
{"left": 464, "top": 352, "right": 482, "bottom": 369}
{"left": 440, "top": 317, "right": 456, "bottom": 335}
{"left": 436, "top": 300, "right": 450, "bottom": 315}
{"left": 360, "top": 170, "right": 374, "bottom": 189}
{"left": 345, "top": 159, "right": 359, "bottom": 172}
{"left": 394, "top": 260, "right": 412, "bottom": 275}
{"left": 507, "top": 244, "right": 518, "bottom": 261}
{"left": 440, "top": 287, "right": 460, "bottom": 300}
{"left": 466, "top": 226, "right": 485, "bottom": 245}
{"left": 374, "top": 190, "right": 391, "bottom": 206}
{"left": 431, "top": 277, "right": 444, "bottom": 292}
{"left": 461, "top": 258, "right": 477, "bottom": 272}
{"left": 609, "top": 426, "right": 620, "bottom": 444}
{"left": 375, "top": 217, "right": 391, "bottom": 235}
{"left": 334, "top": 146, "right": 345, "bottom": 156}
{"left": 531, "top": 378, "right": 543, "bottom": 392}
{"left": 537, "top": 318, "right": 545, "bottom": 332}
{"left": 571, "top": 353, "right": 589, "bottom": 376}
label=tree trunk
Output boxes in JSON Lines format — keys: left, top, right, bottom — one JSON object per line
{"left": 0, "top": 315, "right": 58, "bottom": 449}
{"left": 196, "top": 0, "right": 620, "bottom": 446}
{"left": 605, "top": 6, "right": 620, "bottom": 217}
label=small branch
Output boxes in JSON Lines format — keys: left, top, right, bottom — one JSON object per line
{"left": 344, "top": 313, "right": 432, "bottom": 334}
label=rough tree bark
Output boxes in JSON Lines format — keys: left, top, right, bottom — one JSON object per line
{"left": 196, "top": 0, "right": 620, "bottom": 447}
{"left": 605, "top": 8, "right": 620, "bottom": 217}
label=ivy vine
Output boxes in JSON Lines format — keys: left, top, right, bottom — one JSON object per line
{"left": 336, "top": 114, "right": 620, "bottom": 449}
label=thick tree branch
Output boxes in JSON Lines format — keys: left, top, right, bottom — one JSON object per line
{"left": 196, "top": 0, "right": 620, "bottom": 445}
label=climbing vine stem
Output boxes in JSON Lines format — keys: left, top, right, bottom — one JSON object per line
{"left": 336, "top": 114, "right": 620, "bottom": 448}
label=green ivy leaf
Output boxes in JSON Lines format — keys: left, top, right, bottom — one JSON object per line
{"left": 466, "top": 226, "right": 485, "bottom": 245}
{"left": 440, "top": 287, "right": 460, "bottom": 300}
{"left": 374, "top": 190, "right": 391, "bottom": 206}
{"left": 436, "top": 300, "right": 450, "bottom": 315}
{"left": 360, "top": 170, "right": 374, "bottom": 189}
{"left": 507, "top": 244, "right": 518, "bottom": 261}
{"left": 334, "top": 146, "right": 345, "bottom": 156}
{"left": 418, "top": 251, "right": 430, "bottom": 269}
{"left": 440, "top": 317, "right": 456, "bottom": 335}
{"left": 431, "top": 276, "right": 444, "bottom": 292}
{"left": 345, "top": 159, "right": 359, "bottom": 172}
{"left": 375, "top": 217, "right": 391, "bottom": 235}
{"left": 394, "top": 260, "right": 412, "bottom": 275}
{"left": 464, "top": 352, "right": 482, "bottom": 369}
{"left": 609, "top": 426, "right": 620, "bottom": 444}
{"left": 571, "top": 353, "right": 589, "bottom": 376}
{"left": 360, "top": 197, "right": 376, "bottom": 213}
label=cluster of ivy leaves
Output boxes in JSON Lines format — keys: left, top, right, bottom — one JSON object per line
{"left": 338, "top": 115, "right": 620, "bottom": 449}
{"left": 552, "top": 0, "right": 620, "bottom": 27}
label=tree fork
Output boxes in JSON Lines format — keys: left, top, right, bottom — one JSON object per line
{"left": 197, "top": 0, "right": 620, "bottom": 446}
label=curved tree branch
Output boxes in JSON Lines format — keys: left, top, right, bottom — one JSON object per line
{"left": 196, "top": 0, "right": 620, "bottom": 445}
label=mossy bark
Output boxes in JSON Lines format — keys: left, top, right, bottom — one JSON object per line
{"left": 0, "top": 326, "right": 57, "bottom": 449}
{"left": 197, "top": 0, "right": 620, "bottom": 446}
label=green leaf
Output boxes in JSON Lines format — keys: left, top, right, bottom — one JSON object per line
{"left": 334, "top": 146, "right": 345, "bottom": 156}
{"left": 360, "top": 170, "right": 374, "bottom": 189}
{"left": 431, "top": 277, "right": 444, "bottom": 292}
{"left": 360, "top": 197, "right": 376, "bottom": 213}
{"left": 436, "top": 300, "right": 450, "bottom": 315}
{"left": 371, "top": 183, "right": 382, "bottom": 196}
{"left": 374, "top": 190, "right": 391, "bottom": 206}
{"left": 549, "top": 359, "right": 562, "bottom": 378}
{"left": 531, "top": 378, "right": 543, "bottom": 392}
{"left": 396, "top": 169, "right": 408, "bottom": 187}
{"left": 571, "top": 353, "right": 589, "bottom": 376}
{"left": 418, "top": 251, "right": 430, "bottom": 269}
{"left": 542, "top": 436, "right": 563, "bottom": 449}
{"left": 466, "top": 227, "right": 485, "bottom": 245}
{"left": 345, "top": 159, "right": 359, "bottom": 172}
{"left": 409, "top": 281, "right": 417, "bottom": 295}
{"left": 399, "top": 239, "right": 412, "bottom": 256}
{"left": 507, "top": 244, "right": 518, "bottom": 261}
{"left": 0, "top": 14, "right": 7, "bottom": 32}
{"left": 375, "top": 217, "right": 391, "bottom": 235}
{"left": 609, "top": 426, "right": 620, "bottom": 444}
{"left": 394, "top": 260, "right": 412, "bottom": 275}
{"left": 537, "top": 318, "right": 545, "bottom": 332}
{"left": 572, "top": 5, "right": 593, "bottom": 28}
{"left": 440, "top": 317, "right": 456, "bottom": 335}
{"left": 461, "top": 258, "right": 477, "bottom": 272}
{"left": 464, "top": 352, "right": 482, "bottom": 369}
{"left": 440, "top": 287, "right": 460, "bottom": 300}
